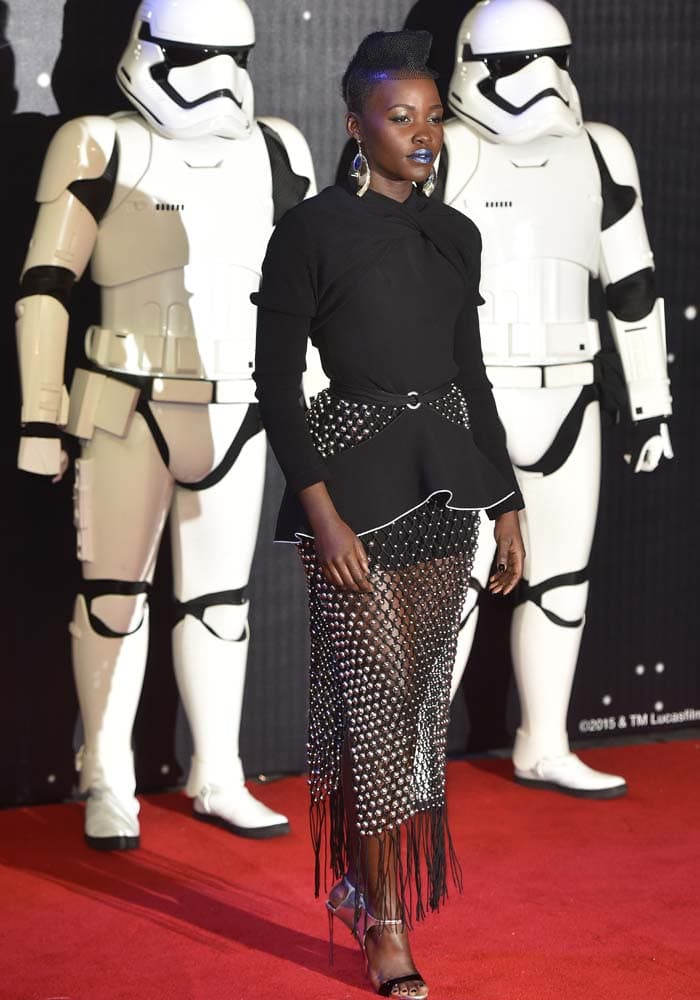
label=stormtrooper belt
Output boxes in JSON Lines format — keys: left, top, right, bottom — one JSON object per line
{"left": 67, "top": 366, "right": 260, "bottom": 442}
{"left": 90, "top": 368, "right": 255, "bottom": 405}
{"left": 485, "top": 361, "right": 595, "bottom": 390}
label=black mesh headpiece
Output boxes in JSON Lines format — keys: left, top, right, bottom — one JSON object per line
{"left": 342, "top": 30, "right": 438, "bottom": 112}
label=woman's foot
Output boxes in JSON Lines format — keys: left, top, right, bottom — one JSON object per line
{"left": 364, "top": 922, "right": 428, "bottom": 998}
{"left": 327, "top": 874, "right": 428, "bottom": 997}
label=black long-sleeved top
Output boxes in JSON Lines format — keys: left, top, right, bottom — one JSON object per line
{"left": 253, "top": 183, "right": 523, "bottom": 540}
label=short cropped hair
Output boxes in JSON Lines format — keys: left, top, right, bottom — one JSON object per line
{"left": 342, "top": 30, "right": 438, "bottom": 113}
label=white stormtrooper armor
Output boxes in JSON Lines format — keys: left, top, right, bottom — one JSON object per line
{"left": 16, "top": 0, "right": 316, "bottom": 848}
{"left": 443, "top": 0, "right": 672, "bottom": 797}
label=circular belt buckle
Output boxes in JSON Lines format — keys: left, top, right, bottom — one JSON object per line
{"left": 406, "top": 390, "right": 421, "bottom": 410}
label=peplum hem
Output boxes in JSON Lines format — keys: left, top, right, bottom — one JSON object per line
{"left": 274, "top": 402, "right": 516, "bottom": 542}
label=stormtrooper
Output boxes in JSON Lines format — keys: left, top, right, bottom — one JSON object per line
{"left": 442, "top": 0, "right": 673, "bottom": 797}
{"left": 16, "top": 0, "right": 316, "bottom": 847}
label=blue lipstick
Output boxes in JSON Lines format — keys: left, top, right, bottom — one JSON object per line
{"left": 407, "top": 148, "right": 434, "bottom": 164}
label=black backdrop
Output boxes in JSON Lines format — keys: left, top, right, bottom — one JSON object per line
{"left": 1, "top": 0, "right": 698, "bottom": 808}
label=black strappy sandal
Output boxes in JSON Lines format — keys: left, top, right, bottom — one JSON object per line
{"left": 325, "top": 877, "right": 428, "bottom": 997}
{"left": 361, "top": 912, "right": 428, "bottom": 998}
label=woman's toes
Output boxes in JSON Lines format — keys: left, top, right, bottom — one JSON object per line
{"left": 385, "top": 976, "right": 428, "bottom": 997}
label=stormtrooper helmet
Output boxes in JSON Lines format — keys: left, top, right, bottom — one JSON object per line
{"left": 448, "top": 0, "right": 583, "bottom": 145}
{"left": 117, "top": 0, "right": 256, "bottom": 141}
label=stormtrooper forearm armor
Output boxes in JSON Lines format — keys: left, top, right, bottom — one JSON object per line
{"left": 606, "top": 299, "right": 671, "bottom": 421}
{"left": 16, "top": 117, "right": 117, "bottom": 473}
{"left": 589, "top": 122, "right": 672, "bottom": 422}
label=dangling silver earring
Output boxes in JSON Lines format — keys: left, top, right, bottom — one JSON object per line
{"left": 350, "top": 140, "right": 371, "bottom": 198}
{"left": 422, "top": 165, "right": 437, "bottom": 198}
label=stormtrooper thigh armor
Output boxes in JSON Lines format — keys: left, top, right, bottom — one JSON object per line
{"left": 452, "top": 386, "right": 626, "bottom": 798}
{"left": 72, "top": 400, "right": 288, "bottom": 848}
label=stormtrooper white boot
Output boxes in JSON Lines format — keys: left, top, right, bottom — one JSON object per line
{"left": 189, "top": 754, "right": 290, "bottom": 839}
{"left": 77, "top": 747, "right": 141, "bottom": 850}
{"left": 71, "top": 593, "right": 149, "bottom": 849}
{"left": 511, "top": 602, "right": 627, "bottom": 799}
{"left": 514, "top": 752, "right": 627, "bottom": 799}
{"left": 173, "top": 610, "right": 290, "bottom": 839}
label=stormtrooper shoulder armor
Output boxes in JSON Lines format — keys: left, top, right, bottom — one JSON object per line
{"left": 257, "top": 116, "right": 316, "bottom": 217}
{"left": 257, "top": 117, "right": 315, "bottom": 187}
{"left": 587, "top": 121, "right": 654, "bottom": 288}
{"left": 37, "top": 117, "right": 118, "bottom": 205}
{"left": 440, "top": 120, "right": 480, "bottom": 206}
{"left": 586, "top": 122, "right": 642, "bottom": 199}
{"left": 22, "top": 116, "right": 120, "bottom": 282}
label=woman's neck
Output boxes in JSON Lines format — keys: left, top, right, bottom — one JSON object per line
{"left": 368, "top": 174, "right": 414, "bottom": 203}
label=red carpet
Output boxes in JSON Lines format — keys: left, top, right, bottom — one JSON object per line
{"left": 1, "top": 741, "right": 699, "bottom": 1000}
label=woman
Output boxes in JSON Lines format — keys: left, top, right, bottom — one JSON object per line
{"left": 253, "top": 31, "right": 525, "bottom": 999}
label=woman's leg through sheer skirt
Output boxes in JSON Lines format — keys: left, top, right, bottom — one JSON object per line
{"left": 300, "top": 497, "right": 479, "bottom": 928}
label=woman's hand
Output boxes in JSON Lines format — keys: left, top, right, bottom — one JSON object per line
{"left": 299, "top": 482, "right": 373, "bottom": 593}
{"left": 488, "top": 510, "right": 525, "bottom": 596}
{"left": 314, "top": 514, "right": 373, "bottom": 593}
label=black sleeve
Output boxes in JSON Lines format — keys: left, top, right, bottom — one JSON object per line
{"left": 453, "top": 230, "right": 524, "bottom": 519}
{"left": 252, "top": 210, "right": 329, "bottom": 495}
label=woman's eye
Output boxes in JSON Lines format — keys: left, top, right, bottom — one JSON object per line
{"left": 389, "top": 114, "right": 443, "bottom": 124}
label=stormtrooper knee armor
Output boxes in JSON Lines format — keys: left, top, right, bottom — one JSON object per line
{"left": 442, "top": 0, "right": 673, "bottom": 797}
{"left": 16, "top": 0, "right": 316, "bottom": 846}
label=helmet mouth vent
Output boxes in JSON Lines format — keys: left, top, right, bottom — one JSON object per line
{"left": 150, "top": 61, "right": 245, "bottom": 111}
{"left": 478, "top": 77, "right": 570, "bottom": 117}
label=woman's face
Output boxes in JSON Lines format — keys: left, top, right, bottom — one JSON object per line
{"left": 347, "top": 76, "right": 443, "bottom": 188}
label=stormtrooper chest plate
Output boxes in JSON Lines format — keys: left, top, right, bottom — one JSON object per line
{"left": 89, "top": 115, "right": 274, "bottom": 381}
{"left": 454, "top": 131, "right": 602, "bottom": 274}
{"left": 445, "top": 127, "right": 605, "bottom": 365}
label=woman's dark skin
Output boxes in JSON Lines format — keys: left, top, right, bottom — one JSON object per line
{"left": 300, "top": 76, "right": 525, "bottom": 998}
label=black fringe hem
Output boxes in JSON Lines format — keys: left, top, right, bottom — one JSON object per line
{"left": 311, "top": 784, "right": 463, "bottom": 930}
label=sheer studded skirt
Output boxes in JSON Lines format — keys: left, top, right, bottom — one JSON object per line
{"left": 299, "top": 388, "right": 480, "bottom": 924}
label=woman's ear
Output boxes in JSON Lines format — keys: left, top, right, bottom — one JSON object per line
{"left": 346, "top": 112, "right": 362, "bottom": 142}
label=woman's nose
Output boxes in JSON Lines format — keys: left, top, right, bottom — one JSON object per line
{"left": 412, "top": 125, "right": 439, "bottom": 147}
